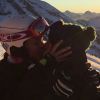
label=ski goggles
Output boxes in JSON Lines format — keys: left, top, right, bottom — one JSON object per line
{"left": 0, "top": 17, "right": 49, "bottom": 41}
{"left": 0, "top": 17, "right": 50, "bottom": 54}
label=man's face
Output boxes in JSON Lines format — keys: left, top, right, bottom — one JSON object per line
{"left": 23, "top": 37, "right": 45, "bottom": 61}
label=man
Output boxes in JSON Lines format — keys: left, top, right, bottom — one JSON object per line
{"left": 0, "top": 17, "right": 72, "bottom": 100}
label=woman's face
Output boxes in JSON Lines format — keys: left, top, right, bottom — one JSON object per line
{"left": 23, "top": 37, "right": 45, "bottom": 61}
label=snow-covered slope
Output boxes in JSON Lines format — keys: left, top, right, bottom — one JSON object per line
{"left": 89, "top": 17, "right": 100, "bottom": 31}
{"left": 87, "top": 54, "right": 100, "bottom": 71}
{"left": 64, "top": 10, "right": 100, "bottom": 21}
{"left": 80, "top": 11, "right": 100, "bottom": 20}
{"left": 0, "top": 0, "right": 75, "bottom": 35}
{"left": 0, "top": 0, "right": 73, "bottom": 23}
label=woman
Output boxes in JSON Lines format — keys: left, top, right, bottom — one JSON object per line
{"left": 45, "top": 20, "right": 100, "bottom": 100}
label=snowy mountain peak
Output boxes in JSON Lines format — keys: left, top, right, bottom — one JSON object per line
{"left": 0, "top": 0, "right": 74, "bottom": 23}
{"left": 0, "top": 0, "right": 75, "bottom": 36}
{"left": 84, "top": 11, "right": 93, "bottom": 15}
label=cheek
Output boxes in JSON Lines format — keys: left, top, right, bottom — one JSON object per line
{"left": 28, "top": 47, "right": 44, "bottom": 59}
{"left": 27, "top": 46, "right": 39, "bottom": 56}
{"left": 24, "top": 42, "right": 45, "bottom": 58}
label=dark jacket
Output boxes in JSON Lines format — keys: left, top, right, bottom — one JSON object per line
{"left": 47, "top": 53, "right": 100, "bottom": 100}
{"left": 9, "top": 54, "right": 100, "bottom": 100}
{"left": 0, "top": 54, "right": 54, "bottom": 100}
{"left": 0, "top": 54, "right": 99, "bottom": 100}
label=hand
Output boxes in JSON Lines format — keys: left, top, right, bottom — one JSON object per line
{"left": 86, "top": 63, "right": 100, "bottom": 86}
{"left": 44, "top": 40, "right": 72, "bottom": 62}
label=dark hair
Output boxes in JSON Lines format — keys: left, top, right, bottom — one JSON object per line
{"left": 49, "top": 20, "right": 96, "bottom": 51}
{"left": 10, "top": 46, "right": 27, "bottom": 58}
{"left": 48, "top": 20, "right": 97, "bottom": 73}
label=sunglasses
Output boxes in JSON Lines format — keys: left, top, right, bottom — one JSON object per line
{"left": 0, "top": 17, "right": 50, "bottom": 41}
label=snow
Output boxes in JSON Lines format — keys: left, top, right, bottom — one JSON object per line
{"left": 94, "top": 42, "right": 100, "bottom": 49}
{"left": 87, "top": 54, "right": 100, "bottom": 71}
{"left": 0, "top": 44, "right": 5, "bottom": 60}
{"left": 16, "top": 0, "right": 74, "bottom": 23}
{"left": 89, "top": 17, "right": 100, "bottom": 30}
{"left": 0, "top": 0, "right": 74, "bottom": 35}
{"left": 0, "top": 15, "right": 35, "bottom": 34}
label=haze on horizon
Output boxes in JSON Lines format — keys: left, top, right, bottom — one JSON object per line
{"left": 42, "top": 0, "right": 100, "bottom": 13}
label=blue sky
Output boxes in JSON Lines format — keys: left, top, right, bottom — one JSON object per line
{"left": 42, "top": 0, "right": 100, "bottom": 13}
